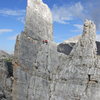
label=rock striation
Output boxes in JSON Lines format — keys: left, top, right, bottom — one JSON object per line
{"left": 1, "top": 0, "right": 100, "bottom": 100}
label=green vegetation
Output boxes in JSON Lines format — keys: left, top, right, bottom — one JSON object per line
{"left": 3, "top": 58, "right": 13, "bottom": 77}
{"left": 3, "top": 58, "right": 13, "bottom": 62}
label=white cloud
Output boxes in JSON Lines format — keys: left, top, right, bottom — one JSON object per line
{"left": 86, "top": 0, "right": 100, "bottom": 30}
{"left": 73, "top": 24, "right": 83, "bottom": 32}
{"left": 0, "top": 9, "right": 25, "bottom": 23}
{"left": 52, "top": 0, "right": 100, "bottom": 30}
{"left": 0, "top": 9, "right": 25, "bottom": 16}
{"left": 74, "top": 24, "right": 83, "bottom": 30}
{"left": 51, "top": 2, "right": 84, "bottom": 24}
{"left": 0, "top": 29, "right": 13, "bottom": 34}
{"left": 17, "top": 17, "right": 25, "bottom": 24}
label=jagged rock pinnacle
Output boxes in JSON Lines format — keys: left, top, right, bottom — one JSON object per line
{"left": 83, "top": 19, "right": 96, "bottom": 39}
{"left": 27, "top": 0, "right": 42, "bottom": 7}
{"left": 25, "top": 0, "right": 53, "bottom": 41}
{"left": 12, "top": 0, "right": 100, "bottom": 99}
{"left": 70, "top": 19, "right": 97, "bottom": 67}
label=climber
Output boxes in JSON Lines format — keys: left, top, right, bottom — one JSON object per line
{"left": 43, "top": 40, "right": 48, "bottom": 45}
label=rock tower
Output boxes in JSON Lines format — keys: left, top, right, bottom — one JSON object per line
{"left": 0, "top": 0, "right": 100, "bottom": 100}
{"left": 25, "top": 0, "right": 53, "bottom": 41}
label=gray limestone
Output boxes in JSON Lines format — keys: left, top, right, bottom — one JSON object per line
{"left": 25, "top": 0, "right": 53, "bottom": 41}
{"left": 1, "top": 0, "right": 100, "bottom": 100}
{"left": 0, "top": 51, "right": 13, "bottom": 100}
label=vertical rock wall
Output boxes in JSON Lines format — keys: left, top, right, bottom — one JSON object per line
{"left": 13, "top": 0, "right": 100, "bottom": 100}
{"left": 14, "top": 0, "right": 53, "bottom": 69}
{"left": 0, "top": 51, "right": 13, "bottom": 100}
{"left": 13, "top": 0, "right": 55, "bottom": 100}
{"left": 51, "top": 20, "right": 99, "bottom": 100}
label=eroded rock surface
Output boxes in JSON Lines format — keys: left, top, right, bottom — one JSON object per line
{"left": 25, "top": 0, "right": 53, "bottom": 41}
{"left": 13, "top": 0, "right": 100, "bottom": 99}
{"left": 54, "top": 20, "right": 98, "bottom": 100}
{"left": 0, "top": 51, "right": 13, "bottom": 100}
{"left": 1, "top": 0, "right": 100, "bottom": 100}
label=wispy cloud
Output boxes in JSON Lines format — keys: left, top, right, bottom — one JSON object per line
{"left": 17, "top": 17, "right": 25, "bottom": 24}
{"left": 73, "top": 24, "right": 83, "bottom": 32}
{"left": 0, "top": 29, "right": 13, "bottom": 34}
{"left": 86, "top": 0, "right": 100, "bottom": 30}
{"left": 0, "top": 9, "right": 25, "bottom": 16}
{"left": 51, "top": 2, "right": 84, "bottom": 24}
{"left": 0, "top": 9, "right": 25, "bottom": 23}
{"left": 52, "top": 0, "right": 100, "bottom": 31}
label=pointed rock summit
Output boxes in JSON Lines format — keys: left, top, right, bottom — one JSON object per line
{"left": 25, "top": 0, "right": 53, "bottom": 41}
{"left": 14, "top": 0, "right": 53, "bottom": 68}
{"left": 71, "top": 20, "right": 97, "bottom": 57}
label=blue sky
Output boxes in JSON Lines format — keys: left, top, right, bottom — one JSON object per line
{"left": 0, "top": 0, "right": 100, "bottom": 53}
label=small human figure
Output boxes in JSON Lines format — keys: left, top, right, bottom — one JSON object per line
{"left": 42, "top": 40, "right": 48, "bottom": 45}
{"left": 44, "top": 40, "right": 48, "bottom": 45}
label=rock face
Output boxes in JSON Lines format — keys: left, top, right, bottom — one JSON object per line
{"left": 0, "top": 51, "right": 13, "bottom": 100}
{"left": 55, "top": 20, "right": 98, "bottom": 100}
{"left": 25, "top": 0, "right": 53, "bottom": 41}
{"left": 1, "top": 0, "right": 100, "bottom": 100}
{"left": 13, "top": 0, "right": 54, "bottom": 100}
{"left": 14, "top": 0, "right": 53, "bottom": 69}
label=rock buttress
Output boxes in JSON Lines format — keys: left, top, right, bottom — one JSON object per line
{"left": 13, "top": 0, "right": 56, "bottom": 100}
{"left": 14, "top": 0, "right": 53, "bottom": 69}
{"left": 52, "top": 20, "right": 100, "bottom": 100}
{"left": 13, "top": 0, "right": 100, "bottom": 99}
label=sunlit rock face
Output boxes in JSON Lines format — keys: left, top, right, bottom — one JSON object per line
{"left": 10, "top": 0, "right": 100, "bottom": 100}
{"left": 13, "top": 0, "right": 54, "bottom": 100}
{"left": 54, "top": 20, "right": 99, "bottom": 100}
{"left": 0, "top": 51, "right": 13, "bottom": 100}
{"left": 70, "top": 20, "right": 97, "bottom": 67}
{"left": 25, "top": 0, "right": 53, "bottom": 41}
{"left": 14, "top": 0, "right": 53, "bottom": 69}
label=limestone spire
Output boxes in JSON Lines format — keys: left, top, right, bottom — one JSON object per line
{"left": 70, "top": 20, "right": 97, "bottom": 67}
{"left": 83, "top": 19, "right": 96, "bottom": 39}
{"left": 27, "top": 0, "right": 42, "bottom": 7}
{"left": 25, "top": 0, "right": 53, "bottom": 41}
